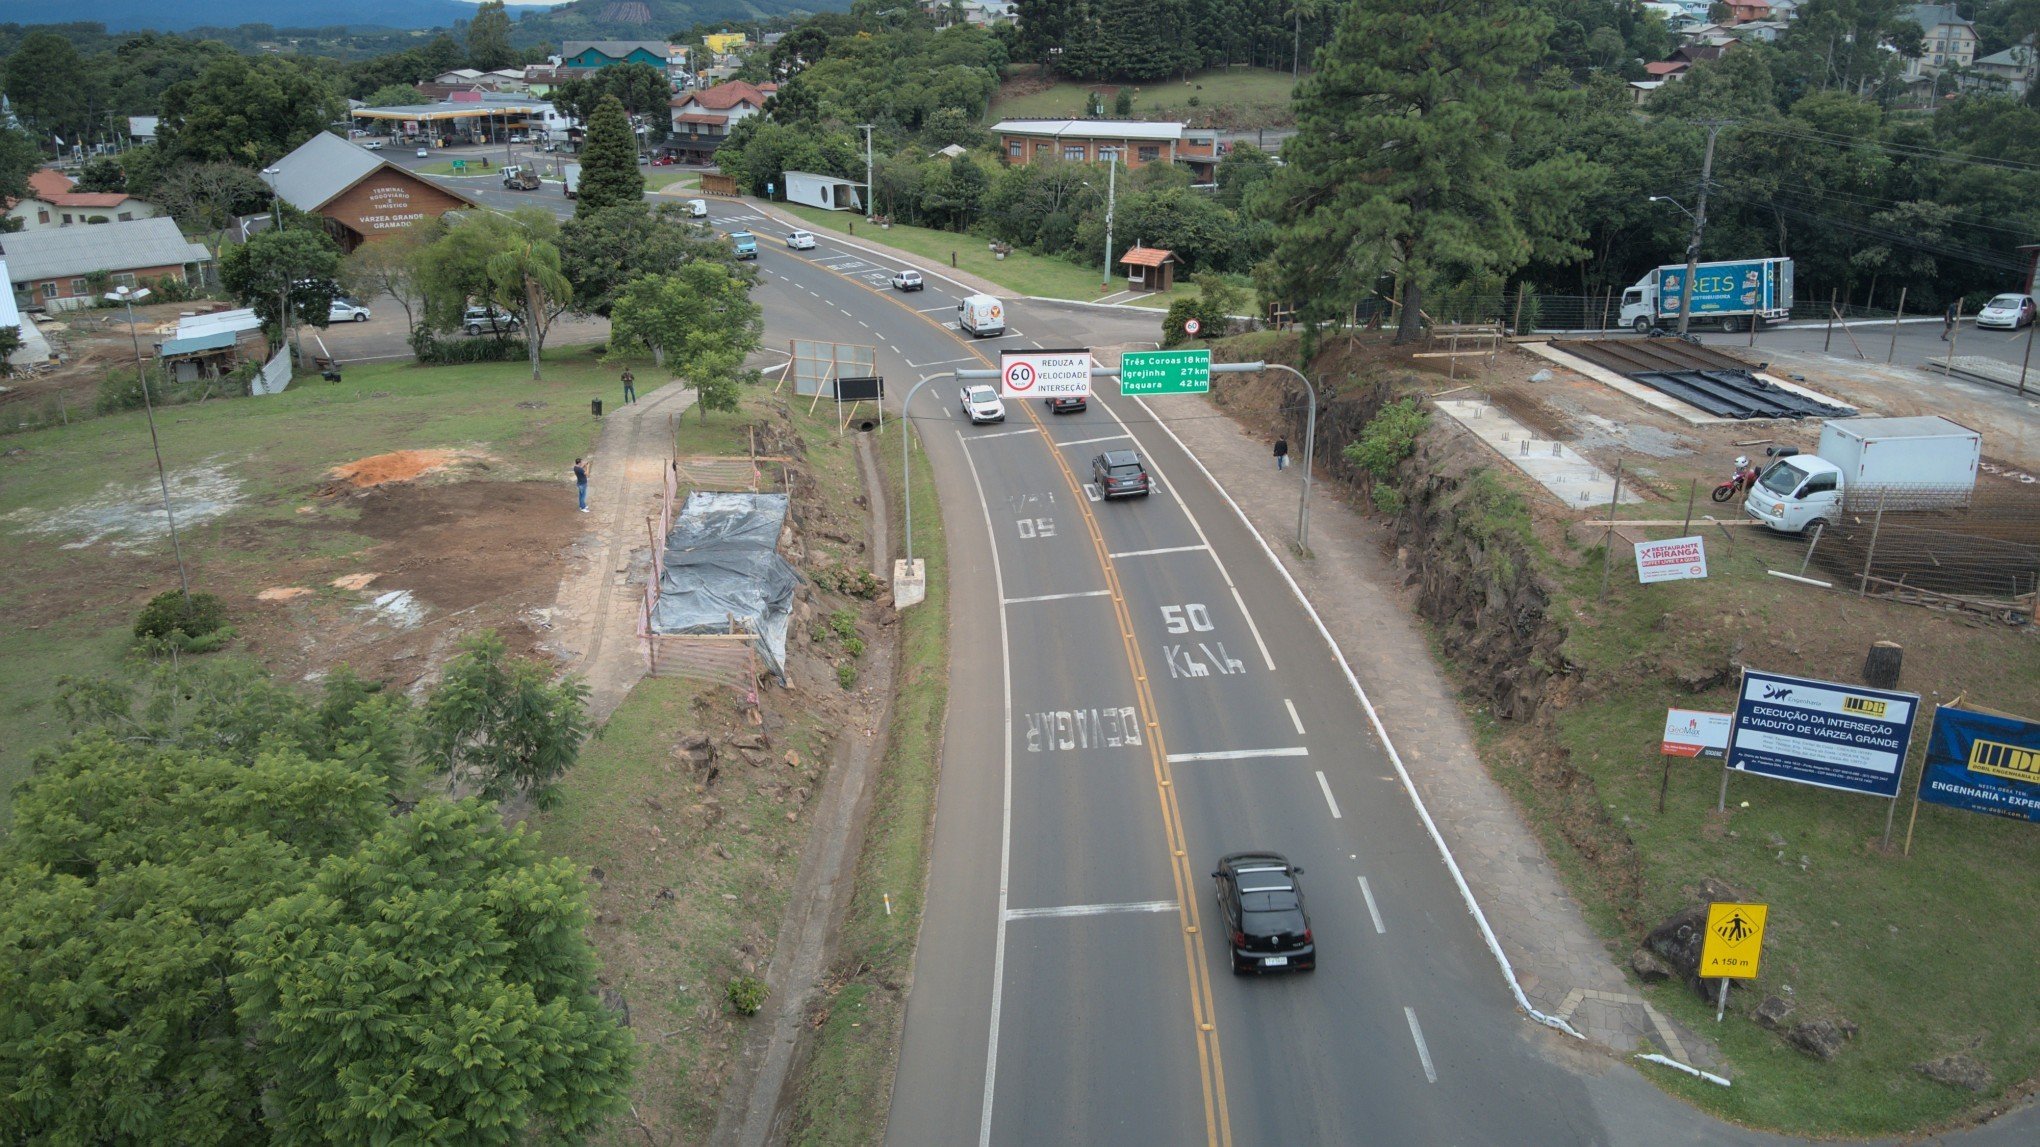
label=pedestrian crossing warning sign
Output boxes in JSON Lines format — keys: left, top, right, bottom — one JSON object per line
{"left": 1699, "top": 902, "right": 1768, "bottom": 979}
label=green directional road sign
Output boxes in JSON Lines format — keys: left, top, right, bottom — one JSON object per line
{"left": 452, "top": 159, "right": 466, "bottom": 171}
{"left": 1119, "top": 348, "right": 1211, "bottom": 395}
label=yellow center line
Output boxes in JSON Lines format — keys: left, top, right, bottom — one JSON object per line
{"left": 770, "top": 234, "right": 1232, "bottom": 1146}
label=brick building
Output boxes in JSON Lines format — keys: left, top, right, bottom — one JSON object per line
{"left": 991, "top": 119, "right": 1220, "bottom": 182}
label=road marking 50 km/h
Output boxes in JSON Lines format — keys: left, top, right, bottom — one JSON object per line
{"left": 763, "top": 231, "right": 1235, "bottom": 1147}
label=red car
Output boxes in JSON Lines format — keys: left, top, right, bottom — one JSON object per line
{"left": 650, "top": 155, "right": 677, "bottom": 166}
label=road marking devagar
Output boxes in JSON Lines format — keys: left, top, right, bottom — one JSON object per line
{"left": 779, "top": 235, "right": 1233, "bottom": 1147}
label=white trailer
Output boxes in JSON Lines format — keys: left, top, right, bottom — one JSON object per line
{"left": 782, "top": 170, "right": 864, "bottom": 212}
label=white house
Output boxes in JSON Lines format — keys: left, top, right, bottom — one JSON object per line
{"left": 1968, "top": 40, "right": 2038, "bottom": 96}
{"left": 4, "top": 169, "right": 166, "bottom": 233}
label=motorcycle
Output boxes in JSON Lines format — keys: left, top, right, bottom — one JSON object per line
{"left": 1711, "top": 456, "right": 1760, "bottom": 502}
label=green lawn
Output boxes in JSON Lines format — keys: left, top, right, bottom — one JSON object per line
{"left": 771, "top": 201, "right": 1187, "bottom": 311}
{"left": 0, "top": 352, "right": 618, "bottom": 828}
{"left": 646, "top": 169, "right": 700, "bottom": 192}
{"left": 989, "top": 65, "right": 1299, "bottom": 128}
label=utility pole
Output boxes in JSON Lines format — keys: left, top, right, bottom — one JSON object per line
{"left": 1676, "top": 121, "right": 1728, "bottom": 338}
{"left": 859, "top": 123, "right": 874, "bottom": 220}
{"left": 1101, "top": 147, "right": 1117, "bottom": 288}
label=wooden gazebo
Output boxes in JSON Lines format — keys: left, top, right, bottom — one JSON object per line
{"left": 1119, "top": 245, "right": 1177, "bottom": 292}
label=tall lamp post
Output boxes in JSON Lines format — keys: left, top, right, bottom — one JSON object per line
{"left": 259, "top": 166, "right": 294, "bottom": 363}
{"left": 859, "top": 123, "right": 875, "bottom": 221}
{"left": 107, "top": 285, "right": 191, "bottom": 599}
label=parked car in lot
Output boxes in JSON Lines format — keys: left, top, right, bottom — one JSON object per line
{"left": 329, "top": 298, "right": 372, "bottom": 323}
{"left": 462, "top": 305, "right": 522, "bottom": 335}
{"left": 786, "top": 230, "right": 817, "bottom": 250}
{"left": 1975, "top": 293, "right": 2037, "bottom": 330}
{"left": 1211, "top": 852, "right": 1315, "bottom": 975}
{"left": 1090, "top": 449, "right": 1151, "bottom": 498}
{"left": 959, "top": 384, "right": 1006, "bottom": 424}
{"left": 1046, "top": 394, "right": 1086, "bottom": 414}
{"left": 890, "top": 269, "right": 923, "bottom": 291}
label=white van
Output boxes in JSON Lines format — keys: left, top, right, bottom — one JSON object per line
{"left": 958, "top": 293, "right": 1004, "bottom": 338}
{"left": 686, "top": 198, "right": 708, "bottom": 218}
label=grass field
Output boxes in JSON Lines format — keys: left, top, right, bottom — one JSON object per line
{"left": 989, "top": 65, "right": 1299, "bottom": 128}
{"left": 771, "top": 202, "right": 1187, "bottom": 311}
{"left": 0, "top": 352, "right": 620, "bottom": 828}
{"left": 1470, "top": 501, "right": 2040, "bottom": 1134}
{"left": 646, "top": 169, "right": 700, "bottom": 192}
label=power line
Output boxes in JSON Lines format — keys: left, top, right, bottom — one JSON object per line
{"left": 1736, "top": 120, "right": 2040, "bottom": 177}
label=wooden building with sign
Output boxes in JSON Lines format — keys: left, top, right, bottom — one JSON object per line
{"left": 267, "top": 131, "right": 478, "bottom": 252}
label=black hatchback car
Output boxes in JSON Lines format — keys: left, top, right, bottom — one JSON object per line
{"left": 1091, "top": 449, "right": 1151, "bottom": 498}
{"left": 1046, "top": 394, "right": 1087, "bottom": 414}
{"left": 1212, "top": 852, "right": 1315, "bottom": 975}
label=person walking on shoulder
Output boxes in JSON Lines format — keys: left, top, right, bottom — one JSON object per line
{"left": 1274, "top": 436, "right": 1290, "bottom": 471}
{"left": 1943, "top": 301, "right": 1959, "bottom": 341}
{"left": 573, "top": 457, "right": 591, "bottom": 512}
{"left": 621, "top": 368, "right": 637, "bottom": 404}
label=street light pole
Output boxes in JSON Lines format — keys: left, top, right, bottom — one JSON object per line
{"left": 1101, "top": 146, "right": 1117, "bottom": 288}
{"left": 260, "top": 166, "right": 293, "bottom": 363}
{"left": 1675, "top": 121, "right": 1725, "bottom": 338}
{"left": 1256, "top": 362, "right": 1317, "bottom": 548}
{"left": 108, "top": 285, "right": 191, "bottom": 599}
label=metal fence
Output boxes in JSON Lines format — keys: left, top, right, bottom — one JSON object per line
{"left": 1798, "top": 485, "right": 2040, "bottom": 618}
{"left": 1328, "top": 291, "right": 1929, "bottom": 337}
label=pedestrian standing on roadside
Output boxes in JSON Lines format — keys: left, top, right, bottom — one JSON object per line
{"left": 621, "top": 368, "right": 637, "bottom": 404}
{"left": 573, "top": 457, "right": 591, "bottom": 512}
{"left": 1943, "top": 300, "right": 1959, "bottom": 341}
{"left": 1274, "top": 436, "right": 1290, "bottom": 471}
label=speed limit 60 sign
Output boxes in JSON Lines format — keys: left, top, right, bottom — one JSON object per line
{"left": 1000, "top": 350, "right": 1091, "bottom": 398}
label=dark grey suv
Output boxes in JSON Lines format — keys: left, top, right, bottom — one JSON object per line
{"left": 1091, "top": 449, "right": 1151, "bottom": 498}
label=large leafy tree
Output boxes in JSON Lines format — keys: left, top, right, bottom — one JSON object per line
{"left": 2, "top": 31, "right": 107, "bottom": 146}
{"left": 416, "top": 208, "right": 573, "bottom": 369}
{"left": 559, "top": 202, "right": 742, "bottom": 316}
{"left": 342, "top": 220, "right": 436, "bottom": 336}
{"left": 1260, "top": 0, "right": 1597, "bottom": 341}
{"left": 157, "top": 56, "right": 344, "bottom": 166}
{"left": 218, "top": 226, "right": 344, "bottom": 339}
{"left": 465, "top": 0, "right": 517, "bottom": 72}
{"left": 0, "top": 125, "right": 44, "bottom": 201}
{"left": 234, "top": 798, "right": 634, "bottom": 1145}
{"left": 609, "top": 262, "right": 763, "bottom": 423}
{"left": 548, "top": 62, "right": 672, "bottom": 123}
{"left": 574, "top": 94, "right": 644, "bottom": 215}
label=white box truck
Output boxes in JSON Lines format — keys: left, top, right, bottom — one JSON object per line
{"left": 958, "top": 294, "right": 1004, "bottom": 338}
{"left": 1620, "top": 257, "right": 1793, "bottom": 334}
{"left": 1744, "top": 415, "right": 1982, "bottom": 534}
{"left": 563, "top": 163, "right": 581, "bottom": 199}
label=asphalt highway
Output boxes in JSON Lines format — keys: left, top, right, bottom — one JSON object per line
{"left": 672, "top": 204, "right": 1725, "bottom": 1146}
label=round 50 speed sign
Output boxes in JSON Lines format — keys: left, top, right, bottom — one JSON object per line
{"left": 1003, "top": 360, "right": 1037, "bottom": 392}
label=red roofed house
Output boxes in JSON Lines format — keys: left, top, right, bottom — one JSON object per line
{"left": 667, "top": 79, "right": 778, "bottom": 164}
{"left": 1118, "top": 245, "right": 1177, "bottom": 292}
{"left": 5, "top": 168, "right": 167, "bottom": 233}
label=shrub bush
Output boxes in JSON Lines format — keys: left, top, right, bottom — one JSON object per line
{"left": 134, "top": 589, "right": 229, "bottom": 642}
{"left": 409, "top": 329, "right": 529, "bottom": 365}
{"left": 837, "top": 664, "right": 857, "bottom": 690}
{"left": 727, "top": 975, "right": 768, "bottom": 1016}
{"left": 1345, "top": 398, "right": 1429, "bottom": 479}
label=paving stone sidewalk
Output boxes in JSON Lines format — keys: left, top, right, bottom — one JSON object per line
{"left": 1136, "top": 386, "right": 1721, "bottom": 1070}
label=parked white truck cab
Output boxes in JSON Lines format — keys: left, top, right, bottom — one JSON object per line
{"left": 1744, "top": 416, "right": 1982, "bottom": 534}
{"left": 957, "top": 293, "right": 1004, "bottom": 338}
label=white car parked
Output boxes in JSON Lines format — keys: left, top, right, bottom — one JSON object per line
{"left": 1975, "top": 293, "right": 2037, "bottom": 330}
{"left": 329, "top": 298, "right": 372, "bottom": 323}
{"left": 786, "top": 229, "right": 817, "bottom": 250}
{"left": 959, "top": 384, "right": 1006, "bottom": 424}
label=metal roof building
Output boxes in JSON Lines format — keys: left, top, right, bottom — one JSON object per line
{"left": 267, "top": 132, "right": 478, "bottom": 251}
{"left": 0, "top": 216, "right": 210, "bottom": 282}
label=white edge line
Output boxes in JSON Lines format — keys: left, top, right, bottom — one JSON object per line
{"left": 1106, "top": 544, "right": 1208, "bottom": 559}
{"left": 1095, "top": 396, "right": 1277, "bottom": 672}
{"left": 962, "top": 427, "right": 1041, "bottom": 441}
{"left": 1166, "top": 747, "right": 1308, "bottom": 763}
{"left": 1315, "top": 770, "right": 1343, "bottom": 819}
{"left": 1056, "top": 433, "right": 1135, "bottom": 447}
{"left": 1004, "top": 899, "right": 1178, "bottom": 920}
{"left": 1358, "top": 877, "right": 1386, "bottom": 934}
{"left": 959, "top": 433, "right": 1015, "bottom": 1146}
{"left": 1404, "top": 1007, "right": 1438, "bottom": 1083}
{"left": 1129, "top": 392, "right": 1589, "bottom": 1043}
{"left": 1002, "top": 589, "right": 1113, "bottom": 605}
{"left": 1284, "top": 698, "right": 1305, "bottom": 735}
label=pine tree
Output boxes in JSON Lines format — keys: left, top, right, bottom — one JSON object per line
{"left": 1260, "top": 0, "right": 1596, "bottom": 341}
{"left": 466, "top": 0, "right": 516, "bottom": 72}
{"left": 575, "top": 94, "right": 644, "bottom": 216}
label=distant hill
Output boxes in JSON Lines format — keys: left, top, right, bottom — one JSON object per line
{"left": 0, "top": 0, "right": 845, "bottom": 38}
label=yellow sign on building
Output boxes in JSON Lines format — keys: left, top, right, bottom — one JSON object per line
{"left": 704, "top": 33, "right": 748, "bottom": 55}
{"left": 1698, "top": 902, "right": 1768, "bottom": 979}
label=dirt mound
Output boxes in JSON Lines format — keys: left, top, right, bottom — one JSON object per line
{"left": 330, "top": 450, "right": 456, "bottom": 488}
